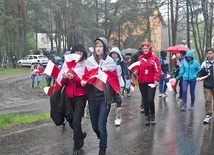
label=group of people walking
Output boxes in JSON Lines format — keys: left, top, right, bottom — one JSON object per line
{"left": 49, "top": 37, "right": 214, "bottom": 155}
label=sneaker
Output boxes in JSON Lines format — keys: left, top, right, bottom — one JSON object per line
{"left": 140, "top": 108, "right": 144, "bottom": 113}
{"left": 203, "top": 115, "right": 211, "bottom": 123}
{"left": 127, "top": 93, "right": 131, "bottom": 97}
{"left": 181, "top": 106, "right": 187, "bottom": 111}
{"left": 114, "top": 118, "right": 122, "bottom": 126}
{"left": 159, "top": 94, "right": 162, "bottom": 97}
{"left": 145, "top": 116, "right": 150, "bottom": 126}
{"left": 189, "top": 105, "right": 194, "bottom": 110}
{"left": 151, "top": 115, "right": 156, "bottom": 125}
{"left": 161, "top": 93, "right": 168, "bottom": 98}
{"left": 114, "top": 110, "right": 122, "bottom": 126}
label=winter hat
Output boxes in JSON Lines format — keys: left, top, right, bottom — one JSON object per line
{"left": 71, "top": 43, "right": 87, "bottom": 61}
{"left": 71, "top": 43, "right": 86, "bottom": 53}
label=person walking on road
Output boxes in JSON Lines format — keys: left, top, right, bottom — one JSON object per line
{"left": 109, "top": 47, "right": 131, "bottom": 126}
{"left": 131, "top": 42, "right": 161, "bottom": 125}
{"left": 175, "top": 50, "right": 200, "bottom": 111}
{"left": 197, "top": 48, "right": 214, "bottom": 123}
{"left": 130, "top": 45, "right": 145, "bottom": 113}
{"left": 81, "top": 37, "right": 122, "bottom": 155}
{"left": 2, "top": 53, "right": 9, "bottom": 71}
{"left": 61, "top": 43, "right": 87, "bottom": 155}
{"left": 158, "top": 50, "right": 170, "bottom": 97}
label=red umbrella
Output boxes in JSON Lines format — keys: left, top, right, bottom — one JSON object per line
{"left": 166, "top": 45, "right": 190, "bottom": 53}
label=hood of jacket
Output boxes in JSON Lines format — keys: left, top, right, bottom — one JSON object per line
{"left": 185, "top": 50, "right": 194, "bottom": 59}
{"left": 142, "top": 42, "right": 153, "bottom": 59}
{"left": 109, "top": 47, "right": 123, "bottom": 62}
{"left": 94, "top": 37, "right": 108, "bottom": 60}
{"left": 160, "top": 50, "right": 167, "bottom": 58}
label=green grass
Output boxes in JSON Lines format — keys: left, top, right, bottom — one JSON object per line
{"left": 0, "top": 63, "right": 29, "bottom": 74}
{"left": 0, "top": 113, "right": 50, "bottom": 128}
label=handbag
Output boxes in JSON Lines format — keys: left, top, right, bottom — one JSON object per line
{"left": 50, "top": 85, "right": 73, "bottom": 126}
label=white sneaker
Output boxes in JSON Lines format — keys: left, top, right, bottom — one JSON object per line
{"left": 114, "top": 118, "right": 122, "bottom": 126}
{"left": 203, "top": 115, "right": 211, "bottom": 123}
{"left": 159, "top": 94, "right": 162, "bottom": 97}
{"left": 161, "top": 93, "right": 168, "bottom": 98}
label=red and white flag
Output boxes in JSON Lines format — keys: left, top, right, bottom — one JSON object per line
{"left": 88, "top": 69, "right": 108, "bottom": 91}
{"left": 130, "top": 82, "right": 136, "bottom": 91}
{"left": 43, "top": 86, "right": 55, "bottom": 96}
{"left": 43, "top": 53, "right": 81, "bottom": 96}
{"left": 44, "top": 60, "right": 60, "bottom": 79}
{"left": 166, "top": 78, "right": 176, "bottom": 91}
{"left": 64, "top": 54, "right": 80, "bottom": 69}
{"left": 171, "top": 54, "right": 176, "bottom": 62}
{"left": 128, "top": 61, "right": 140, "bottom": 72}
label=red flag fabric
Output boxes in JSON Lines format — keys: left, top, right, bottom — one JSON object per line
{"left": 44, "top": 86, "right": 55, "bottom": 96}
{"left": 83, "top": 56, "right": 120, "bottom": 93}
{"left": 44, "top": 60, "right": 60, "bottom": 79}
{"left": 171, "top": 54, "right": 176, "bottom": 62}
{"left": 128, "top": 61, "right": 140, "bottom": 73}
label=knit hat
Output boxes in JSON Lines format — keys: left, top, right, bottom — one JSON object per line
{"left": 71, "top": 43, "right": 87, "bottom": 61}
{"left": 71, "top": 43, "right": 86, "bottom": 53}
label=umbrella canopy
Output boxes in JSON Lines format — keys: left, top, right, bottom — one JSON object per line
{"left": 166, "top": 45, "right": 190, "bottom": 53}
{"left": 121, "top": 48, "right": 138, "bottom": 55}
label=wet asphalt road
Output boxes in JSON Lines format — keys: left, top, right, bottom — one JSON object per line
{"left": 1, "top": 82, "right": 214, "bottom": 155}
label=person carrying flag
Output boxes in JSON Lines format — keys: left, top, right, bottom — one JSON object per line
{"left": 81, "top": 37, "right": 122, "bottom": 155}
{"left": 197, "top": 48, "right": 214, "bottom": 123}
{"left": 61, "top": 43, "right": 88, "bottom": 155}
{"left": 130, "top": 42, "right": 161, "bottom": 126}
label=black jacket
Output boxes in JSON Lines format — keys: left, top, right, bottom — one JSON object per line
{"left": 198, "top": 59, "right": 214, "bottom": 90}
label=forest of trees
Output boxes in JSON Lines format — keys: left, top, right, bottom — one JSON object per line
{"left": 0, "top": 0, "right": 213, "bottom": 63}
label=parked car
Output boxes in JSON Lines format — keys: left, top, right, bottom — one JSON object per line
{"left": 17, "top": 55, "right": 48, "bottom": 67}
{"left": 45, "top": 55, "right": 63, "bottom": 66}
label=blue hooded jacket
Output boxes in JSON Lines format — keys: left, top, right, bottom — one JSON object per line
{"left": 176, "top": 51, "right": 200, "bottom": 81}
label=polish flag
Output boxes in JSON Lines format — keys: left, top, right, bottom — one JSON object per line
{"left": 44, "top": 86, "right": 55, "bottom": 96}
{"left": 197, "top": 73, "right": 210, "bottom": 82}
{"left": 171, "top": 54, "right": 176, "bottom": 62}
{"left": 64, "top": 54, "right": 80, "bottom": 69}
{"left": 166, "top": 78, "right": 176, "bottom": 91}
{"left": 128, "top": 61, "right": 140, "bottom": 72}
{"left": 130, "top": 82, "right": 136, "bottom": 91}
{"left": 44, "top": 60, "right": 60, "bottom": 79}
{"left": 86, "top": 69, "right": 108, "bottom": 91}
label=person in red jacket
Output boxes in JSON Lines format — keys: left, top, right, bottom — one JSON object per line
{"left": 133, "top": 42, "right": 161, "bottom": 125}
{"left": 61, "top": 43, "right": 87, "bottom": 155}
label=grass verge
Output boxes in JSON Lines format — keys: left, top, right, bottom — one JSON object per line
{"left": 0, "top": 113, "right": 50, "bottom": 128}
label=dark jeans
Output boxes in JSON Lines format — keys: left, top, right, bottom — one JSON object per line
{"left": 88, "top": 99, "right": 110, "bottom": 148}
{"left": 68, "top": 96, "right": 86, "bottom": 142}
{"left": 31, "top": 75, "right": 35, "bottom": 88}
{"left": 45, "top": 77, "right": 52, "bottom": 86}
{"left": 182, "top": 80, "right": 196, "bottom": 107}
{"left": 179, "top": 78, "right": 183, "bottom": 98}
{"left": 158, "top": 72, "right": 169, "bottom": 94}
{"left": 139, "top": 83, "right": 156, "bottom": 117}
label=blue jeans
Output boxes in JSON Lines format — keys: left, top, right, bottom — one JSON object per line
{"left": 158, "top": 71, "right": 169, "bottom": 94}
{"left": 88, "top": 99, "right": 110, "bottom": 148}
{"left": 182, "top": 80, "right": 196, "bottom": 107}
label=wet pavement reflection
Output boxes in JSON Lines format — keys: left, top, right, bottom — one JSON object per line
{"left": 1, "top": 83, "right": 214, "bottom": 155}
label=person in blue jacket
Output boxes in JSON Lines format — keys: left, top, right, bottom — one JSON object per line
{"left": 175, "top": 50, "right": 200, "bottom": 111}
